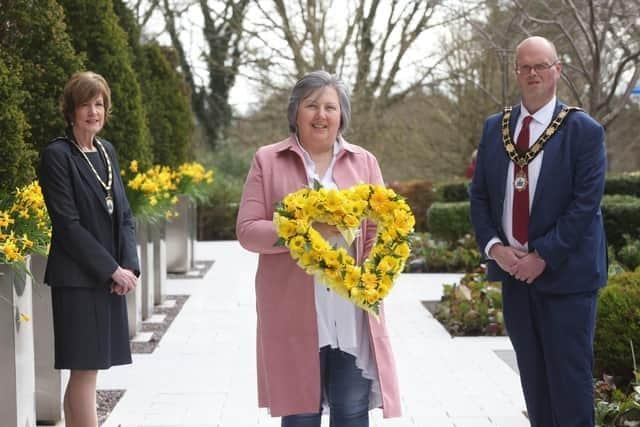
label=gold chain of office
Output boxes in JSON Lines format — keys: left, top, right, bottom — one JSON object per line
{"left": 501, "top": 105, "right": 582, "bottom": 168}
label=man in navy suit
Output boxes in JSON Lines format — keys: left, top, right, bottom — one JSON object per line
{"left": 470, "top": 36, "right": 607, "bottom": 426}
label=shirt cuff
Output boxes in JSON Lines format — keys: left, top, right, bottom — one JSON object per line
{"left": 485, "top": 237, "right": 503, "bottom": 260}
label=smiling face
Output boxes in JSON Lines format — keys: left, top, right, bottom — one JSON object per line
{"left": 296, "top": 86, "right": 341, "bottom": 154}
{"left": 73, "top": 95, "right": 105, "bottom": 138}
{"left": 515, "top": 37, "right": 562, "bottom": 113}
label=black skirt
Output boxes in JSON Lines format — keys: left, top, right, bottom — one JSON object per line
{"left": 51, "top": 285, "right": 131, "bottom": 370}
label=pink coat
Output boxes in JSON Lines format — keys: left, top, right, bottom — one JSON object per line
{"left": 236, "top": 136, "right": 402, "bottom": 418}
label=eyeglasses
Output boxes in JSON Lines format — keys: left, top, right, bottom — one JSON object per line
{"left": 515, "top": 61, "right": 559, "bottom": 75}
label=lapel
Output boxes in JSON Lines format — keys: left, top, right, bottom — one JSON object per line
{"left": 69, "top": 142, "right": 111, "bottom": 215}
{"left": 495, "top": 105, "right": 520, "bottom": 214}
{"left": 333, "top": 142, "right": 360, "bottom": 189}
{"left": 531, "top": 102, "right": 564, "bottom": 210}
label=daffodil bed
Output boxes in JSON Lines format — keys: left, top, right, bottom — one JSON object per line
{"left": 274, "top": 184, "right": 415, "bottom": 316}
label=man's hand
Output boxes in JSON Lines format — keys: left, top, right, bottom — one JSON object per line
{"left": 512, "top": 252, "right": 546, "bottom": 284}
{"left": 489, "top": 243, "right": 528, "bottom": 275}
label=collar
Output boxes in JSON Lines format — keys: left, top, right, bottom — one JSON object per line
{"left": 519, "top": 96, "right": 557, "bottom": 127}
{"left": 276, "top": 134, "right": 359, "bottom": 154}
{"left": 294, "top": 134, "right": 342, "bottom": 165}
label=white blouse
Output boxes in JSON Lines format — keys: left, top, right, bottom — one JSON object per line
{"left": 295, "top": 136, "right": 382, "bottom": 410}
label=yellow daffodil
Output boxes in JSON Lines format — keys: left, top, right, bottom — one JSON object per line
{"left": 273, "top": 183, "right": 414, "bottom": 315}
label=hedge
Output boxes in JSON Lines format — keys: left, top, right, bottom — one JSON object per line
{"left": 601, "top": 195, "right": 640, "bottom": 249}
{"left": 435, "top": 180, "right": 470, "bottom": 202}
{"left": 605, "top": 173, "right": 640, "bottom": 198}
{"left": 427, "top": 201, "right": 471, "bottom": 241}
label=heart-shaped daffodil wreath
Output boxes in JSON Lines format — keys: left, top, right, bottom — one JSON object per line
{"left": 274, "top": 184, "right": 415, "bottom": 316}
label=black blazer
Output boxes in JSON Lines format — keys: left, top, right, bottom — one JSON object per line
{"left": 39, "top": 135, "right": 140, "bottom": 288}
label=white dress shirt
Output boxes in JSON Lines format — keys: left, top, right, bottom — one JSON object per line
{"left": 485, "top": 97, "right": 557, "bottom": 256}
{"left": 295, "top": 136, "right": 382, "bottom": 410}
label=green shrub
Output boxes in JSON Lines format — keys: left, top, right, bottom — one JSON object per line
{"left": 602, "top": 195, "right": 640, "bottom": 249}
{"left": 0, "top": 0, "right": 83, "bottom": 159}
{"left": 594, "top": 272, "right": 640, "bottom": 386}
{"left": 427, "top": 201, "right": 472, "bottom": 242}
{"left": 408, "top": 233, "right": 481, "bottom": 273}
{"left": 594, "top": 375, "right": 640, "bottom": 427}
{"left": 618, "top": 237, "right": 640, "bottom": 272}
{"left": 388, "top": 180, "right": 437, "bottom": 232}
{"left": 197, "top": 173, "right": 243, "bottom": 240}
{"left": 605, "top": 173, "right": 640, "bottom": 198}
{"left": 436, "top": 180, "right": 470, "bottom": 202}
{"left": 0, "top": 53, "right": 36, "bottom": 197}
{"left": 112, "top": 0, "right": 192, "bottom": 167}
{"left": 59, "top": 0, "right": 153, "bottom": 167}
{"left": 434, "top": 272, "right": 504, "bottom": 336}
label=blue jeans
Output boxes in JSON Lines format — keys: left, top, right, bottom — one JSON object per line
{"left": 281, "top": 347, "right": 371, "bottom": 427}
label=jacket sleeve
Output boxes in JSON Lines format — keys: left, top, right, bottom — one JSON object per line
{"left": 39, "top": 145, "right": 119, "bottom": 284}
{"left": 236, "top": 151, "right": 290, "bottom": 255}
{"left": 529, "top": 117, "right": 606, "bottom": 271}
{"left": 108, "top": 143, "right": 140, "bottom": 276}
{"left": 470, "top": 119, "right": 501, "bottom": 253}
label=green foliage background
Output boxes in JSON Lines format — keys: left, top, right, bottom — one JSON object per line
{"left": 58, "top": 0, "right": 153, "bottom": 167}
{"left": 0, "top": 0, "right": 83, "bottom": 159}
{"left": 0, "top": 53, "right": 36, "bottom": 197}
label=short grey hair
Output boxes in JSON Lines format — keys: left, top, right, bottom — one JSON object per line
{"left": 287, "top": 70, "right": 351, "bottom": 134}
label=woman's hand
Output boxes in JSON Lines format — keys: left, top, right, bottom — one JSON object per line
{"left": 110, "top": 266, "right": 137, "bottom": 295}
{"left": 312, "top": 222, "right": 341, "bottom": 238}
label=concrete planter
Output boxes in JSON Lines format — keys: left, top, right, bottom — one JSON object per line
{"left": 0, "top": 259, "right": 36, "bottom": 427}
{"left": 137, "top": 222, "right": 155, "bottom": 320}
{"left": 126, "top": 243, "right": 142, "bottom": 339}
{"left": 151, "top": 222, "right": 166, "bottom": 306}
{"left": 30, "top": 254, "right": 68, "bottom": 424}
{"left": 166, "top": 195, "right": 196, "bottom": 273}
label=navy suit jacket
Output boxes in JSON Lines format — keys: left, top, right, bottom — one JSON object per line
{"left": 469, "top": 102, "right": 607, "bottom": 294}
{"left": 39, "top": 136, "right": 139, "bottom": 288}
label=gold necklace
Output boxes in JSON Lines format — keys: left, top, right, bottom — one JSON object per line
{"left": 69, "top": 137, "right": 114, "bottom": 214}
{"left": 502, "top": 105, "right": 581, "bottom": 191}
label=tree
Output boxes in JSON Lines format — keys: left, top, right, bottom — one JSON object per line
{"left": 113, "top": 0, "right": 193, "bottom": 166}
{"left": 0, "top": 53, "right": 36, "bottom": 197}
{"left": 513, "top": 0, "right": 640, "bottom": 129}
{"left": 459, "top": 0, "right": 640, "bottom": 129}
{"left": 440, "top": 0, "right": 640, "bottom": 172}
{"left": 435, "top": 0, "right": 523, "bottom": 169}
{"left": 59, "top": 0, "right": 153, "bottom": 167}
{"left": 139, "top": 43, "right": 194, "bottom": 166}
{"left": 250, "top": 0, "right": 449, "bottom": 109}
{"left": 0, "top": 0, "right": 83, "bottom": 159}
{"left": 133, "top": 0, "right": 249, "bottom": 149}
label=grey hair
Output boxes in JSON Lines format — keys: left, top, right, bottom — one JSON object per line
{"left": 287, "top": 70, "right": 351, "bottom": 134}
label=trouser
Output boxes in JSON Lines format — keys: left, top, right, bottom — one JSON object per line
{"left": 502, "top": 281, "right": 598, "bottom": 427}
{"left": 281, "top": 346, "right": 371, "bottom": 427}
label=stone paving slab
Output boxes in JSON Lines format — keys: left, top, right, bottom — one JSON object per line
{"left": 99, "top": 241, "right": 527, "bottom": 427}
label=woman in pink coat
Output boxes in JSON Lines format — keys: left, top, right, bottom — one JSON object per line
{"left": 236, "top": 70, "right": 401, "bottom": 426}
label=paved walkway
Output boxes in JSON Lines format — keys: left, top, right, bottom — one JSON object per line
{"left": 100, "top": 241, "right": 528, "bottom": 427}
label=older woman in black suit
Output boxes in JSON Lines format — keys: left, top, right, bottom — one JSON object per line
{"left": 39, "top": 71, "right": 139, "bottom": 427}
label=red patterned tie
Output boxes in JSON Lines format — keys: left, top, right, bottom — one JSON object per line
{"left": 513, "top": 116, "right": 533, "bottom": 245}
